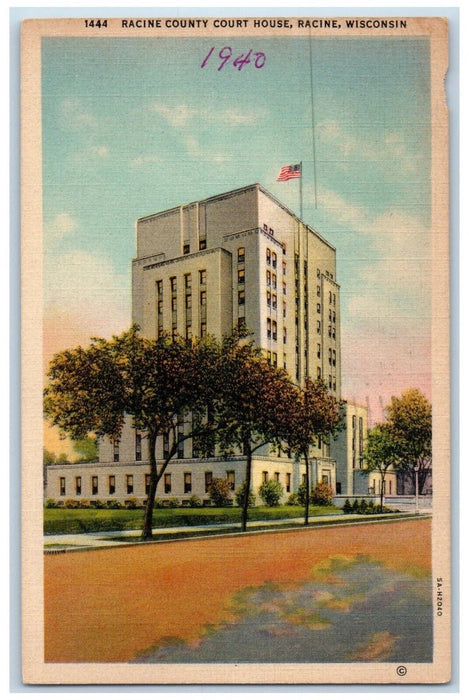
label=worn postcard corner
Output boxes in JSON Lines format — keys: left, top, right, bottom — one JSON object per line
{"left": 21, "top": 14, "right": 450, "bottom": 686}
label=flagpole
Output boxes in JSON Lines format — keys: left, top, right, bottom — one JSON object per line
{"left": 300, "top": 161, "right": 303, "bottom": 220}
{"left": 308, "top": 32, "right": 318, "bottom": 210}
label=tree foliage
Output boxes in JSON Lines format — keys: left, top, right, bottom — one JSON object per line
{"left": 362, "top": 423, "right": 398, "bottom": 510}
{"left": 207, "top": 478, "right": 232, "bottom": 507}
{"left": 279, "top": 379, "right": 343, "bottom": 524}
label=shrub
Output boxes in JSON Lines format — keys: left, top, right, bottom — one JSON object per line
{"left": 258, "top": 479, "right": 284, "bottom": 507}
{"left": 188, "top": 494, "right": 202, "bottom": 508}
{"left": 44, "top": 498, "right": 57, "bottom": 509}
{"left": 352, "top": 499, "right": 359, "bottom": 513}
{"left": 235, "top": 482, "right": 255, "bottom": 508}
{"left": 342, "top": 498, "right": 352, "bottom": 514}
{"left": 208, "top": 478, "right": 232, "bottom": 507}
{"left": 167, "top": 497, "right": 180, "bottom": 508}
{"left": 358, "top": 499, "right": 368, "bottom": 514}
{"left": 286, "top": 492, "right": 300, "bottom": 506}
{"left": 80, "top": 499, "right": 90, "bottom": 509}
{"left": 93, "top": 500, "right": 107, "bottom": 509}
{"left": 64, "top": 499, "right": 81, "bottom": 509}
{"left": 154, "top": 498, "right": 165, "bottom": 509}
{"left": 310, "top": 482, "right": 333, "bottom": 506}
{"left": 125, "top": 497, "right": 138, "bottom": 509}
{"left": 108, "top": 500, "right": 122, "bottom": 509}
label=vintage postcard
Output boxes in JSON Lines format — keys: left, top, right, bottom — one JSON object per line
{"left": 21, "top": 14, "right": 450, "bottom": 685}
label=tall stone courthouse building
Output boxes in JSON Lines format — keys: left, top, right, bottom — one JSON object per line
{"left": 46, "top": 184, "right": 379, "bottom": 505}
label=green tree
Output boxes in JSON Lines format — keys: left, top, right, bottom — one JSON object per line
{"left": 44, "top": 326, "right": 220, "bottom": 540}
{"left": 43, "top": 449, "right": 56, "bottom": 466}
{"left": 385, "top": 388, "right": 432, "bottom": 494}
{"left": 362, "top": 423, "right": 398, "bottom": 511}
{"left": 72, "top": 437, "right": 98, "bottom": 463}
{"left": 215, "top": 334, "right": 298, "bottom": 531}
{"left": 280, "top": 379, "right": 343, "bottom": 525}
{"left": 258, "top": 479, "right": 284, "bottom": 507}
{"left": 310, "top": 482, "right": 334, "bottom": 506}
{"left": 235, "top": 481, "right": 255, "bottom": 508}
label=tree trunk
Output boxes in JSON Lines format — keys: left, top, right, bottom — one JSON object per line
{"left": 304, "top": 451, "right": 310, "bottom": 526}
{"left": 380, "top": 476, "right": 385, "bottom": 513}
{"left": 241, "top": 446, "right": 252, "bottom": 533}
{"left": 142, "top": 431, "right": 158, "bottom": 540}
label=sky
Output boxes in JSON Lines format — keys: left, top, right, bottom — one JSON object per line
{"left": 42, "top": 35, "right": 431, "bottom": 453}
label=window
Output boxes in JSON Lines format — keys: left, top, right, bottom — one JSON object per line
{"left": 317, "top": 268, "right": 321, "bottom": 278}
{"left": 274, "top": 472, "right": 280, "bottom": 482}
{"left": 317, "top": 367, "right": 321, "bottom": 379}
{"left": 283, "top": 327, "right": 287, "bottom": 343}
{"left": 272, "top": 320, "right": 277, "bottom": 341}
{"left": 352, "top": 415, "right": 357, "bottom": 429}
{"left": 205, "top": 472, "right": 213, "bottom": 492}
{"left": 59, "top": 476, "right": 66, "bottom": 496}
{"left": 156, "top": 280, "right": 163, "bottom": 297}
{"left": 199, "top": 269, "right": 207, "bottom": 285}
{"left": 157, "top": 300, "right": 163, "bottom": 315}
{"left": 184, "top": 472, "right": 192, "bottom": 494}
{"left": 272, "top": 252, "right": 277, "bottom": 268}
{"left": 145, "top": 474, "right": 151, "bottom": 495}
{"left": 317, "top": 343, "right": 321, "bottom": 358}
{"left": 185, "top": 324, "right": 192, "bottom": 340}
{"left": 183, "top": 243, "right": 190, "bottom": 254}
{"left": 75, "top": 476, "right": 81, "bottom": 495}
{"left": 238, "top": 290, "right": 245, "bottom": 306}
{"left": 109, "top": 475, "right": 115, "bottom": 495}
{"left": 199, "top": 290, "right": 206, "bottom": 306}
{"left": 266, "top": 248, "right": 271, "bottom": 265}
{"left": 238, "top": 268, "right": 245, "bottom": 285}
{"left": 317, "top": 285, "right": 321, "bottom": 297}
{"left": 281, "top": 242, "right": 286, "bottom": 255}
{"left": 332, "top": 327, "right": 336, "bottom": 339}
{"left": 199, "top": 239, "right": 207, "bottom": 250}
{"left": 332, "top": 349, "right": 336, "bottom": 366}
{"left": 283, "top": 301, "right": 286, "bottom": 318}
{"left": 286, "top": 473, "right": 291, "bottom": 493}
{"left": 263, "top": 223, "right": 268, "bottom": 232}
{"left": 226, "top": 470, "right": 235, "bottom": 490}
{"left": 135, "top": 433, "right": 142, "bottom": 461}
{"left": 333, "top": 311, "right": 336, "bottom": 323}
{"left": 283, "top": 353, "right": 287, "bottom": 370}
{"left": 170, "top": 277, "right": 177, "bottom": 293}
{"left": 238, "top": 247, "right": 245, "bottom": 263}
{"left": 262, "top": 471, "right": 269, "bottom": 483}
{"left": 163, "top": 432, "right": 169, "bottom": 460}
{"left": 178, "top": 442, "right": 184, "bottom": 459}
{"left": 266, "top": 270, "right": 271, "bottom": 286}
{"left": 185, "top": 294, "right": 192, "bottom": 309}
{"left": 329, "top": 291, "right": 332, "bottom": 304}
{"left": 282, "top": 261, "right": 287, "bottom": 276}
{"left": 333, "top": 293, "right": 336, "bottom": 306}
{"left": 184, "top": 273, "right": 191, "bottom": 289}
{"left": 328, "top": 325, "right": 332, "bottom": 338}
{"left": 329, "top": 375, "right": 332, "bottom": 389}
{"left": 267, "top": 291, "right": 271, "bottom": 306}
{"left": 113, "top": 441, "right": 119, "bottom": 463}
{"left": 91, "top": 476, "right": 98, "bottom": 496}
{"left": 317, "top": 320, "right": 321, "bottom": 333}
{"left": 200, "top": 322, "right": 207, "bottom": 337}
{"left": 164, "top": 473, "right": 171, "bottom": 494}
{"left": 272, "top": 352, "right": 277, "bottom": 367}
{"left": 322, "top": 474, "right": 329, "bottom": 485}
{"left": 171, "top": 296, "right": 177, "bottom": 312}
{"left": 126, "top": 475, "right": 134, "bottom": 495}
{"left": 329, "top": 348, "right": 332, "bottom": 365}
{"left": 272, "top": 273, "right": 277, "bottom": 290}
{"left": 267, "top": 318, "right": 271, "bottom": 338}
{"left": 238, "top": 316, "right": 245, "bottom": 329}
{"left": 317, "top": 303, "right": 321, "bottom": 313}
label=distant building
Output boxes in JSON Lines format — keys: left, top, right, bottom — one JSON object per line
{"left": 45, "top": 184, "right": 360, "bottom": 506}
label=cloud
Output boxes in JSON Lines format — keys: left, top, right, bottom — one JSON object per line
{"left": 131, "top": 154, "right": 160, "bottom": 166}
{"left": 150, "top": 102, "right": 258, "bottom": 128}
{"left": 88, "top": 145, "right": 109, "bottom": 158}
{"left": 58, "top": 99, "right": 98, "bottom": 131}
{"left": 45, "top": 212, "right": 78, "bottom": 244}
{"left": 150, "top": 103, "right": 197, "bottom": 128}
{"left": 317, "top": 119, "right": 419, "bottom": 173}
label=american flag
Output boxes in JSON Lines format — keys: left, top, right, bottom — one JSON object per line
{"left": 276, "top": 163, "right": 302, "bottom": 181}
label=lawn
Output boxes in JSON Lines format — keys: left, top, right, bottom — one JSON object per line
{"left": 43, "top": 504, "right": 340, "bottom": 534}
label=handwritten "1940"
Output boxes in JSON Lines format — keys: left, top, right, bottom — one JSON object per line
{"left": 201, "top": 46, "right": 266, "bottom": 71}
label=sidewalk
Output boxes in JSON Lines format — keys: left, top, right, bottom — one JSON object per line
{"left": 44, "top": 511, "right": 430, "bottom": 552}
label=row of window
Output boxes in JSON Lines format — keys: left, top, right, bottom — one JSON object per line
{"left": 182, "top": 238, "right": 207, "bottom": 255}
{"left": 58, "top": 469, "right": 295, "bottom": 497}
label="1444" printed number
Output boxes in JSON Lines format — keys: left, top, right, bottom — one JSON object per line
{"left": 201, "top": 47, "right": 266, "bottom": 71}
